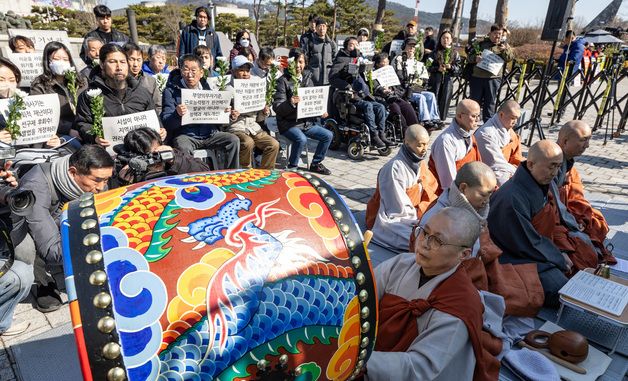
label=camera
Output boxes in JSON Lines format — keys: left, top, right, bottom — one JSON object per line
{"left": 124, "top": 149, "right": 175, "bottom": 183}
{"left": 3, "top": 189, "right": 35, "bottom": 216}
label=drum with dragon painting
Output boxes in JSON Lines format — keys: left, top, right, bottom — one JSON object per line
{"left": 61, "top": 168, "right": 378, "bottom": 381}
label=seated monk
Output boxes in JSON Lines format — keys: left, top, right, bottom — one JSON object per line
{"left": 420, "top": 162, "right": 544, "bottom": 316}
{"left": 488, "top": 140, "right": 598, "bottom": 308}
{"left": 428, "top": 99, "right": 482, "bottom": 192}
{"left": 556, "top": 120, "right": 616, "bottom": 264}
{"left": 475, "top": 100, "right": 524, "bottom": 186}
{"left": 364, "top": 207, "right": 501, "bottom": 381}
{"left": 366, "top": 124, "right": 438, "bottom": 252}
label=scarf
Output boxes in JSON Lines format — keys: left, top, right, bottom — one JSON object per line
{"left": 447, "top": 185, "right": 489, "bottom": 227}
{"left": 51, "top": 155, "right": 84, "bottom": 201}
{"left": 400, "top": 143, "right": 425, "bottom": 175}
{"left": 453, "top": 118, "right": 472, "bottom": 148}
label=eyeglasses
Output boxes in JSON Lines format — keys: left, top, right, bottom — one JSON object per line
{"left": 181, "top": 68, "right": 200, "bottom": 75}
{"left": 414, "top": 226, "right": 469, "bottom": 250}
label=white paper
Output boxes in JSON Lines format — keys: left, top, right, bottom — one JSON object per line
{"left": 181, "top": 89, "right": 231, "bottom": 125}
{"left": 359, "top": 41, "right": 375, "bottom": 58}
{"left": 476, "top": 49, "right": 505, "bottom": 76}
{"left": 389, "top": 39, "right": 404, "bottom": 55}
{"left": 6, "top": 53, "right": 43, "bottom": 87}
{"left": 559, "top": 270, "right": 628, "bottom": 316}
{"left": 610, "top": 257, "right": 628, "bottom": 274}
{"left": 233, "top": 77, "right": 266, "bottom": 113}
{"left": 102, "top": 110, "right": 160, "bottom": 153}
{"left": 0, "top": 94, "right": 60, "bottom": 145}
{"left": 207, "top": 74, "right": 231, "bottom": 90}
{"left": 8, "top": 28, "right": 72, "bottom": 52}
{"left": 297, "top": 86, "right": 329, "bottom": 119}
{"left": 372, "top": 65, "right": 401, "bottom": 87}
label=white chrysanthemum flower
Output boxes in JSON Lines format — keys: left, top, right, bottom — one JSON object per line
{"left": 14, "top": 89, "right": 29, "bottom": 98}
{"left": 216, "top": 56, "right": 228, "bottom": 62}
{"left": 86, "top": 88, "right": 102, "bottom": 98}
{"left": 65, "top": 66, "right": 76, "bottom": 74}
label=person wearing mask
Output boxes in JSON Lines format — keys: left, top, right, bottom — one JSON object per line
{"left": 30, "top": 41, "right": 87, "bottom": 150}
{"left": 8, "top": 36, "right": 35, "bottom": 53}
{"left": 161, "top": 54, "right": 240, "bottom": 169}
{"left": 177, "top": 6, "right": 222, "bottom": 61}
{"left": 142, "top": 45, "right": 171, "bottom": 76}
{"left": 80, "top": 36, "right": 104, "bottom": 78}
{"left": 303, "top": 18, "right": 337, "bottom": 86}
{"left": 123, "top": 42, "right": 163, "bottom": 116}
{"left": 74, "top": 43, "right": 163, "bottom": 146}
{"left": 229, "top": 30, "right": 257, "bottom": 65}
{"left": 273, "top": 48, "right": 333, "bottom": 175}
{"left": 427, "top": 29, "right": 462, "bottom": 121}
{"left": 79, "top": 5, "right": 129, "bottom": 65}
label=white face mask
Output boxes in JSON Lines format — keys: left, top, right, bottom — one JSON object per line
{"left": 0, "top": 82, "right": 17, "bottom": 98}
{"left": 239, "top": 39, "right": 250, "bottom": 48}
{"left": 49, "top": 60, "right": 72, "bottom": 75}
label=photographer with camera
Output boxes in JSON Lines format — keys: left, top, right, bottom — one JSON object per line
{"left": 11, "top": 145, "right": 114, "bottom": 312}
{"left": 115, "top": 127, "right": 209, "bottom": 186}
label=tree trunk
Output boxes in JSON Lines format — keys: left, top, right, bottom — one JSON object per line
{"left": 494, "top": 0, "right": 508, "bottom": 27}
{"left": 374, "top": 0, "right": 386, "bottom": 31}
{"left": 332, "top": 0, "right": 338, "bottom": 40}
{"left": 468, "top": 0, "right": 480, "bottom": 40}
{"left": 253, "top": 0, "right": 262, "bottom": 43}
{"left": 451, "top": 0, "right": 465, "bottom": 42}
{"left": 275, "top": 1, "right": 281, "bottom": 46}
{"left": 283, "top": 0, "right": 288, "bottom": 46}
{"left": 439, "top": 0, "right": 456, "bottom": 33}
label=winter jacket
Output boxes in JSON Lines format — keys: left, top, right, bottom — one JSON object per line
{"left": 229, "top": 45, "right": 257, "bottom": 65}
{"left": 79, "top": 28, "right": 129, "bottom": 65}
{"left": 74, "top": 68, "right": 157, "bottom": 143}
{"left": 329, "top": 48, "right": 357, "bottom": 90}
{"left": 558, "top": 38, "right": 586, "bottom": 75}
{"left": 303, "top": 34, "right": 337, "bottom": 86}
{"left": 141, "top": 61, "right": 170, "bottom": 76}
{"left": 272, "top": 70, "right": 317, "bottom": 133}
{"left": 30, "top": 74, "right": 88, "bottom": 136}
{"left": 467, "top": 37, "right": 514, "bottom": 78}
{"left": 177, "top": 21, "right": 222, "bottom": 60}
{"left": 161, "top": 69, "right": 222, "bottom": 139}
{"left": 427, "top": 48, "right": 462, "bottom": 76}
{"left": 134, "top": 72, "right": 162, "bottom": 115}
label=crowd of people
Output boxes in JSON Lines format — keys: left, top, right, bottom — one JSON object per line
{"left": 0, "top": 4, "right": 617, "bottom": 380}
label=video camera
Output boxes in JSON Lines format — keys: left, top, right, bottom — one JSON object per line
{"left": 121, "top": 149, "right": 175, "bottom": 184}
{"left": 0, "top": 142, "right": 35, "bottom": 217}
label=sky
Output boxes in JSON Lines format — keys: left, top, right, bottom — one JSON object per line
{"left": 103, "top": 0, "right": 627, "bottom": 26}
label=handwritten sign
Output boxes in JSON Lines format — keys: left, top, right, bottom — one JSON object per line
{"left": 389, "top": 39, "right": 404, "bottom": 55}
{"left": 6, "top": 53, "right": 43, "bottom": 87}
{"left": 102, "top": 111, "right": 160, "bottom": 152}
{"left": 476, "top": 49, "right": 505, "bottom": 76}
{"left": 0, "top": 94, "right": 60, "bottom": 145}
{"left": 181, "top": 89, "right": 231, "bottom": 125}
{"left": 372, "top": 65, "right": 401, "bottom": 87}
{"left": 297, "top": 86, "right": 329, "bottom": 119}
{"left": 207, "top": 75, "right": 232, "bottom": 90}
{"left": 233, "top": 77, "right": 266, "bottom": 113}
{"left": 359, "top": 41, "right": 375, "bottom": 58}
{"left": 8, "top": 28, "right": 71, "bottom": 52}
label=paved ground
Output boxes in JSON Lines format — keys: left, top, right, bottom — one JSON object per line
{"left": 1, "top": 82, "right": 626, "bottom": 380}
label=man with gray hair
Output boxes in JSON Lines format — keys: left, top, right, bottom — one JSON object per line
{"left": 142, "top": 44, "right": 171, "bottom": 76}
{"left": 475, "top": 100, "right": 524, "bottom": 185}
{"left": 80, "top": 36, "right": 104, "bottom": 78}
{"left": 364, "top": 207, "right": 500, "bottom": 381}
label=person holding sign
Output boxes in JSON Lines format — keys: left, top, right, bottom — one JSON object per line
{"left": 74, "top": 44, "right": 161, "bottom": 146}
{"left": 226, "top": 56, "right": 279, "bottom": 169}
{"left": 124, "top": 42, "right": 162, "bottom": 115}
{"left": 30, "top": 41, "right": 87, "bottom": 150}
{"left": 467, "top": 25, "right": 514, "bottom": 123}
{"left": 272, "top": 48, "right": 333, "bottom": 175}
{"left": 79, "top": 5, "right": 129, "bottom": 66}
{"left": 427, "top": 30, "right": 462, "bottom": 122}
{"left": 161, "top": 54, "right": 240, "bottom": 170}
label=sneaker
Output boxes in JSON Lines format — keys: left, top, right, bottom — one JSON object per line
{"left": 35, "top": 282, "right": 62, "bottom": 313}
{"left": 1, "top": 321, "right": 30, "bottom": 336}
{"left": 309, "top": 162, "right": 332, "bottom": 175}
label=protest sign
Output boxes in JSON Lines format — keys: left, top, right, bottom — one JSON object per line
{"left": 477, "top": 49, "right": 505, "bottom": 76}
{"left": 181, "top": 89, "right": 232, "bottom": 125}
{"left": 372, "top": 65, "right": 401, "bottom": 87}
{"left": 389, "top": 40, "right": 404, "bottom": 55}
{"left": 6, "top": 53, "right": 44, "bottom": 87}
{"left": 0, "top": 94, "right": 60, "bottom": 145}
{"left": 359, "top": 41, "right": 375, "bottom": 58}
{"left": 233, "top": 77, "right": 266, "bottom": 113}
{"left": 297, "top": 86, "right": 329, "bottom": 119}
{"left": 102, "top": 111, "right": 160, "bottom": 152}
{"left": 8, "top": 28, "right": 71, "bottom": 51}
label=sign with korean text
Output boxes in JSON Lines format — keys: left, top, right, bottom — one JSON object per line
{"left": 359, "top": 41, "right": 375, "bottom": 58}
{"left": 476, "top": 49, "right": 505, "bottom": 76}
{"left": 372, "top": 65, "right": 401, "bottom": 87}
{"left": 0, "top": 94, "right": 60, "bottom": 145}
{"left": 8, "top": 28, "right": 71, "bottom": 51}
{"left": 102, "top": 110, "right": 160, "bottom": 149}
{"left": 389, "top": 40, "right": 404, "bottom": 55}
{"left": 233, "top": 77, "right": 266, "bottom": 113}
{"left": 6, "top": 53, "right": 44, "bottom": 87}
{"left": 297, "top": 86, "right": 329, "bottom": 119}
{"left": 181, "top": 89, "right": 231, "bottom": 125}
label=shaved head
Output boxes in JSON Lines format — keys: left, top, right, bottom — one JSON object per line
{"left": 455, "top": 99, "right": 481, "bottom": 131}
{"left": 456, "top": 99, "right": 480, "bottom": 115}
{"left": 404, "top": 124, "right": 430, "bottom": 158}
{"left": 558, "top": 120, "right": 590, "bottom": 141}
{"left": 557, "top": 120, "right": 592, "bottom": 160}
{"left": 455, "top": 162, "right": 497, "bottom": 210}
{"left": 527, "top": 140, "right": 563, "bottom": 185}
{"left": 437, "top": 207, "right": 481, "bottom": 248}
{"left": 497, "top": 100, "right": 521, "bottom": 130}
{"left": 498, "top": 100, "right": 520, "bottom": 114}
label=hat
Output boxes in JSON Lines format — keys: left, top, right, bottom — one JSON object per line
{"left": 231, "top": 55, "right": 252, "bottom": 70}
{"left": 358, "top": 27, "right": 370, "bottom": 37}
{"left": 404, "top": 37, "right": 417, "bottom": 46}
{"left": 407, "top": 20, "right": 417, "bottom": 27}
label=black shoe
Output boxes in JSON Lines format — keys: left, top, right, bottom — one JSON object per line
{"left": 370, "top": 133, "right": 386, "bottom": 149}
{"left": 378, "top": 130, "right": 394, "bottom": 146}
{"left": 309, "top": 162, "right": 332, "bottom": 175}
{"left": 434, "top": 120, "right": 446, "bottom": 130}
{"left": 35, "top": 282, "right": 62, "bottom": 313}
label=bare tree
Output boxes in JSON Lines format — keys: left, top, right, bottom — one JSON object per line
{"left": 161, "top": 4, "right": 184, "bottom": 44}
{"left": 274, "top": 1, "right": 281, "bottom": 46}
{"left": 439, "top": 0, "right": 457, "bottom": 33}
{"left": 468, "top": 0, "right": 480, "bottom": 40}
{"left": 374, "top": 0, "right": 386, "bottom": 32}
{"left": 451, "top": 0, "right": 465, "bottom": 41}
{"left": 252, "top": 0, "right": 264, "bottom": 41}
{"left": 332, "top": 0, "right": 338, "bottom": 40}
{"left": 495, "top": 0, "right": 508, "bottom": 27}
{"left": 283, "top": 0, "right": 289, "bottom": 46}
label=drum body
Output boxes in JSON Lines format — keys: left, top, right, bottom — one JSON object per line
{"left": 62, "top": 169, "right": 377, "bottom": 381}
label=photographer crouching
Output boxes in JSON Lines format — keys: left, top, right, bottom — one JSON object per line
{"left": 114, "top": 127, "right": 209, "bottom": 186}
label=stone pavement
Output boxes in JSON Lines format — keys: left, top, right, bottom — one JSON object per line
{"left": 1, "top": 88, "right": 626, "bottom": 380}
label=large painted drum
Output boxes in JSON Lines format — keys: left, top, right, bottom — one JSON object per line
{"left": 61, "top": 169, "right": 377, "bottom": 381}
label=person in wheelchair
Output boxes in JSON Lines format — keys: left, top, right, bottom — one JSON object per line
{"left": 371, "top": 53, "right": 420, "bottom": 135}
{"left": 393, "top": 37, "right": 444, "bottom": 130}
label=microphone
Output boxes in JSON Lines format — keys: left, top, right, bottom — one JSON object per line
{"left": 128, "top": 157, "right": 149, "bottom": 172}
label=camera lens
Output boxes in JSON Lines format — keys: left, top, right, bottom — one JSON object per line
{"left": 7, "top": 190, "right": 36, "bottom": 216}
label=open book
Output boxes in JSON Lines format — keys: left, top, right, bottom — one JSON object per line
{"left": 559, "top": 270, "right": 628, "bottom": 316}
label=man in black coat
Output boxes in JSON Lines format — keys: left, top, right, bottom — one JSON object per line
{"left": 79, "top": 5, "right": 129, "bottom": 65}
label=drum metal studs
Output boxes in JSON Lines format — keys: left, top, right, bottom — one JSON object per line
{"left": 346, "top": 239, "right": 356, "bottom": 250}
{"left": 332, "top": 209, "right": 343, "bottom": 221}
{"left": 353, "top": 367, "right": 362, "bottom": 376}
{"left": 356, "top": 272, "right": 365, "bottom": 285}
{"left": 81, "top": 219, "right": 97, "bottom": 230}
{"left": 317, "top": 187, "right": 328, "bottom": 196}
{"left": 93, "top": 292, "right": 112, "bottom": 309}
{"left": 80, "top": 208, "right": 95, "bottom": 218}
{"left": 79, "top": 199, "right": 94, "bottom": 208}
{"left": 339, "top": 223, "right": 350, "bottom": 234}
{"left": 89, "top": 270, "right": 107, "bottom": 286}
{"left": 359, "top": 290, "right": 368, "bottom": 302}
{"left": 360, "top": 336, "right": 369, "bottom": 348}
{"left": 324, "top": 197, "right": 336, "bottom": 206}
{"left": 310, "top": 179, "right": 320, "bottom": 187}
{"left": 97, "top": 316, "right": 116, "bottom": 334}
{"left": 357, "top": 360, "right": 364, "bottom": 369}
{"left": 257, "top": 359, "right": 269, "bottom": 370}
{"left": 107, "top": 367, "right": 126, "bottom": 381}
{"left": 360, "top": 306, "right": 370, "bottom": 319}
{"left": 302, "top": 173, "right": 311, "bottom": 179}
{"left": 79, "top": 193, "right": 92, "bottom": 201}
{"left": 294, "top": 365, "right": 303, "bottom": 376}
{"left": 85, "top": 250, "right": 103, "bottom": 264}
{"left": 279, "top": 354, "right": 289, "bottom": 365}
{"left": 102, "top": 342, "right": 121, "bottom": 360}
{"left": 361, "top": 321, "right": 370, "bottom": 333}
{"left": 348, "top": 376, "right": 355, "bottom": 381}
{"left": 359, "top": 349, "right": 367, "bottom": 360}
{"left": 83, "top": 233, "right": 99, "bottom": 246}
{"left": 351, "top": 256, "right": 361, "bottom": 269}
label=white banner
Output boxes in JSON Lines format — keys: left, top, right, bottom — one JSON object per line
{"left": 0, "top": 94, "right": 60, "bottom": 145}
{"left": 476, "top": 49, "right": 505, "bottom": 76}
{"left": 389, "top": 39, "right": 404, "bottom": 55}
{"left": 372, "top": 65, "right": 401, "bottom": 87}
{"left": 6, "top": 53, "right": 44, "bottom": 87}
{"left": 181, "top": 89, "right": 231, "bottom": 125}
{"left": 102, "top": 111, "right": 160, "bottom": 151}
{"left": 297, "top": 86, "right": 329, "bottom": 119}
{"left": 8, "top": 28, "right": 71, "bottom": 52}
{"left": 359, "top": 41, "right": 375, "bottom": 58}
{"left": 233, "top": 77, "right": 266, "bottom": 113}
